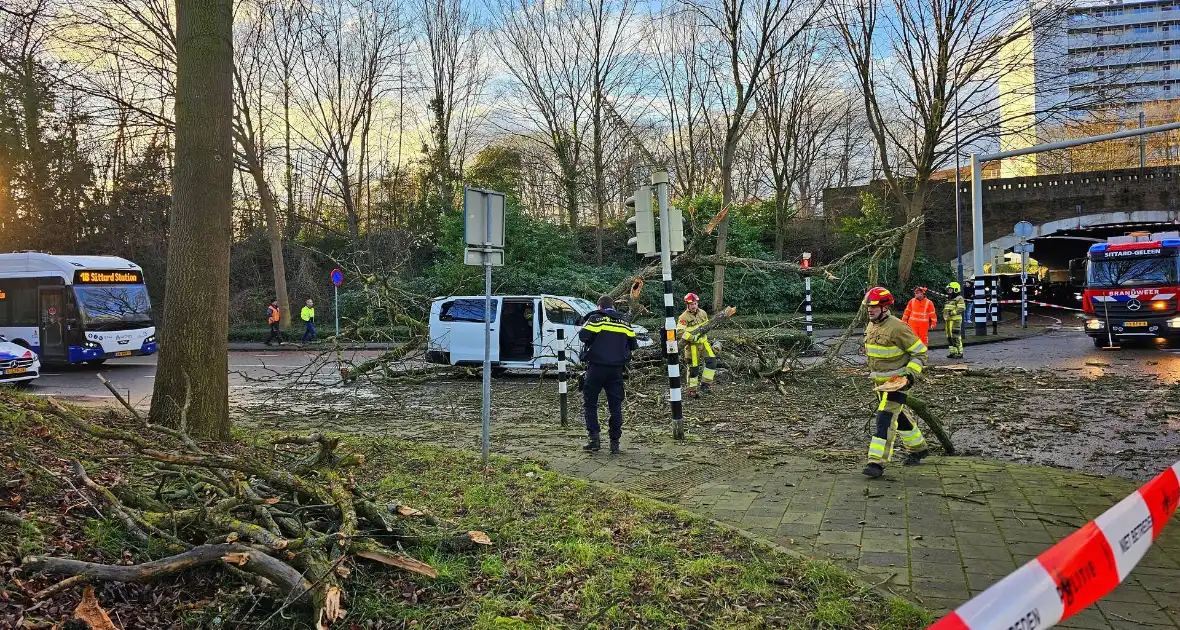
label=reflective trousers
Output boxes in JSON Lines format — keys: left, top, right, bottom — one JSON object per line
{"left": 686, "top": 338, "right": 717, "bottom": 390}
{"left": 866, "top": 388, "right": 928, "bottom": 465}
{"left": 946, "top": 318, "right": 963, "bottom": 357}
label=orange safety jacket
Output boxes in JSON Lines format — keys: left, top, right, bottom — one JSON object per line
{"left": 267, "top": 305, "right": 280, "bottom": 325}
{"left": 901, "top": 297, "right": 937, "bottom": 343}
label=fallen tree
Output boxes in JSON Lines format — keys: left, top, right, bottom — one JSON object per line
{"left": 19, "top": 397, "right": 490, "bottom": 629}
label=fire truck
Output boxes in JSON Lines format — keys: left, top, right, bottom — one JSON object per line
{"left": 1083, "top": 231, "right": 1180, "bottom": 347}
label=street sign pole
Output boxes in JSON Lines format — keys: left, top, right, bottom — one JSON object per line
{"left": 481, "top": 194, "right": 493, "bottom": 465}
{"left": 462, "top": 187, "right": 505, "bottom": 466}
{"left": 1014, "top": 221, "right": 1035, "bottom": 330}
{"left": 1021, "top": 251, "right": 1029, "bottom": 328}
{"left": 330, "top": 269, "right": 344, "bottom": 338}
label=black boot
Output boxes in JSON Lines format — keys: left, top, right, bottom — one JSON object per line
{"left": 903, "top": 450, "right": 930, "bottom": 466}
{"left": 583, "top": 436, "right": 601, "bottom": 452}
{"left": 610, "top": 441, "right": 621, "bottom": 455}
{"left": 862, "top": 463, "right": 884, "bottom": 478}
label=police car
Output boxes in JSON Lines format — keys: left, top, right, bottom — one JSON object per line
{"left": 0, "top": 335, "right": 40, "bottom": 386}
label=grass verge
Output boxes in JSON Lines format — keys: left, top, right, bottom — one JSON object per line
{"left": 0, "top": 391, "right": 930, "bottom": 629}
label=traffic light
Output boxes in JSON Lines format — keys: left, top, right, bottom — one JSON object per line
{"left": 625, "top": 185, "right": 657, "bottom": 256}
{"left": 667, "top": 204, "right": 685, "bottom": 253}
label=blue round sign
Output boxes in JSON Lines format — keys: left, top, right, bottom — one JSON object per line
{"left": 330, "top": 269, "right": 344, "bottom": 287}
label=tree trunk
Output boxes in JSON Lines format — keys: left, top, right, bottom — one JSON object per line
{"left": 562, "top": 161, "right": 579, "bottom": 230}
{"left": 283, "top": 79, "right": 298, "bottom": 242}
{"left": 896, "top": 184, "right": 926, "bottom": 284}
{"left": 252, "top": 166, "right": 291, "bottom": 329}
{"left": 593, "top": 91, "right": 605, "bottom": 266}
{"left": 712, "top": 147, "right": 736, "bottom": 313}
{"left": 150, "top": 0, "right": 233, "bottom": 440}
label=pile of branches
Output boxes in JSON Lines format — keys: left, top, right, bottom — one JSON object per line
{"left": 21, "top": 398, "right": 490, "bottom": 629}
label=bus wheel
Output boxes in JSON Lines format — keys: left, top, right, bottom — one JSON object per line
{"left": 491, "top": 367, "right": 509, "bottom": 378}
{"left": 86, "top": 359, "right": 108, "bottom": 366}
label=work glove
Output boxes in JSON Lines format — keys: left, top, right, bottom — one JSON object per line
{"left": 682, "top": 332, "right": 695, "bottom": 343}
{"left": 904, "top": 373, "right": 915, "bottom": 388}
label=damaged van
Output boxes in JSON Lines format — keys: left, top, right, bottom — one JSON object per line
{"left": 425, "top": 295, "right": 653, "bottom": 369}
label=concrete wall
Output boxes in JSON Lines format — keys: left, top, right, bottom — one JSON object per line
{"left": 822, "top": 166, "right": 1180, "bottom": 265}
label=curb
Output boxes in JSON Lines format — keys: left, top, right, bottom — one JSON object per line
{"left": 925, "top": 326, "right": 1051, "bottom": 350}
{"left": 227, "top": 343, "right": 398, "bottom": 352}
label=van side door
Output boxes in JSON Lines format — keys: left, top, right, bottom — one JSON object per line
{"left": 539, "top": 296, "right": 581, "bottom": 365}
{"left": 439, "top": 298, "right": 500, "bottom": 365}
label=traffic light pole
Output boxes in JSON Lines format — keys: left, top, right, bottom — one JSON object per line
{"left": 653, "top": 171, "right": 684, "bottom": 440}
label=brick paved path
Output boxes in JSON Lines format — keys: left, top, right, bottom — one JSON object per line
{"left": 527, "top": 441, "right": 1180, "bottom": 630}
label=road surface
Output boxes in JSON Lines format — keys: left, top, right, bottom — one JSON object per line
{"left": 20, "top": 348, "right": 389, "bottom": 408}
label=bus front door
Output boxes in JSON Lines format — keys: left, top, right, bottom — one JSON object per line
{"left": 38, "top": 287, "right": 67, "bottom": 361}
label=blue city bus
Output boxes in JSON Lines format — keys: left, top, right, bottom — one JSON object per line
{"left": 0, "top": 253, "right": 158, "bottom": 364}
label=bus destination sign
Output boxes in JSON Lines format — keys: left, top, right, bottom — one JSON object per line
{"left": 74, "top": 270, "right": 143, "bottom": 284}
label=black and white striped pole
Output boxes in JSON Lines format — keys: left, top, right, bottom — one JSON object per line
{"left": 802, "top": 252, "right": 813, "bottom": 338}
{"left": 973, "top": 277, "right": 988, "bottom": 336}
{"left": 990, "top": 277, "right": 999, "bottom": 334}
{"left": 653, "top": 171, "right": 685, "bottom": 440}
{"left": 556, "top": 328, "right": 568, "bottom": 426}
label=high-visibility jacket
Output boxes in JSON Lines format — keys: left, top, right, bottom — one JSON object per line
{"left": 267, "top": 305, "right": 280, "bottom": 324}
{"left": 943, "top": 295, "right": 966, "bottom": 322}
{"left": 579, "top": 309, "right": 638, "bottom": 366}
{"left": 677, "top": 308, "right": 710, "bottom": 343}
{"left": 301, "top": 306, "right": 315, "bottom": 322}
{"left": 902, "top": 298, "right": 937, "bottom": 329}
{"left": 864, "top": 314, "right": 928, "bottom": 384}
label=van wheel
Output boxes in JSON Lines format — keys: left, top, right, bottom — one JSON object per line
{"left": 1093, "top": 336, "right": 1112, "bottom": 348}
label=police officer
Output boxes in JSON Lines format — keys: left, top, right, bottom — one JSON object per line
{"left": 579, "top": 295, "right": 638, "bottom": 455}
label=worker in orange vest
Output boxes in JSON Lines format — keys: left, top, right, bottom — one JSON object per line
{"left": 264, "top": 300, "right": 282, "bottom": 346}
{"left": 901, "top": 287, "right": 938, "bottom": 345}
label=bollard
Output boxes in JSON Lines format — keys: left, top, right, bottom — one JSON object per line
{"left": 973, "top": 278, "right": 987, "bottom": 335}
{"left": 557, "top": 328, "right": 568, "bottom": 427}
{"left": 990, "top": 278, "right": 999, "bottom": 334}
{"left": 804, "top": 275, "right": 813, "bottom": 338}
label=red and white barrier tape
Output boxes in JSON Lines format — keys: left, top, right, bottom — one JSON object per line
{"left": 929, "top": 461, "right": 1180, "bottom": 630}
{"left": 995, "top": 299, "right": 1085, "bottom": 312}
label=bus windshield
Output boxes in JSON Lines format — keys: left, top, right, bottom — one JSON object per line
{"left": 1087, "top": 256, "right": 1180, "bottom": 288}
{"left": 73, "top": 284, "right": 153, "bottom": 328}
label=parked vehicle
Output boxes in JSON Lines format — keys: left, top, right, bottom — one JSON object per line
{"left": 0, "top": 334, "right": 40, "bottom": 386}
{"left": 425, "top": 295, "right": 653, "bottom": 369}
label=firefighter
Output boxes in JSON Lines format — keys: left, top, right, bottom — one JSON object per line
{"left": 677, "top": 293, "right": 717, "bottom": 397}
{"left": 901, "top": 286, "right": 938, "bottom": 345}
{"left": 862, "top": 287, "right": 930, "bottom": 479}
{"left": 943, "top": 282, "right": 966, "bottom": 359}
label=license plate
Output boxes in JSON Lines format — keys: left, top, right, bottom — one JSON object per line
{"left": 1124, "top": 321, "right": 1149, "bottom": 327}
{"left": 115, "top": 351, "right": 132, "bottom": 357}
{"left": 4, "top": 368, "right": 27, "bottom": 375}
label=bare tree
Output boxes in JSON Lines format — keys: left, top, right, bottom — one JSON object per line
{"left": 234, "top": 0, "right": 291, "bottom": 328}
{"left": 264, "top": 0, "right": 309, "bottom": 242}
{"left": 492, "top": 0, "right": 592, "bottom": 229}
{"left": 575, "top": 0, "right": 638, "bottom": 263}
{"left": 419, "top": 0, "right": 486, "bottom": 214}
{"left": 831, "top": 0, "right": 1105, "bottom": 282}
{"left": 151, "top": 0, "right": 234, "bottom": 438}
{"left": 652, "top": 9, "right": 715, "bottom": 199}
{"left": 296, "top": 0, "right": 406, "bottom": 241}
{"left": 756, "top": 30, "right": 845, "bottom": 257}
{"left": 690, "top": 0, "right": 819, "bottom": 312}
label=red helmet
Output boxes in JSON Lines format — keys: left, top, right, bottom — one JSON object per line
{"left": 684, "top": 292, "right": 700, "bottom": 304}
{"left": 864, "top": 287, "right": 894, "bottom": 307}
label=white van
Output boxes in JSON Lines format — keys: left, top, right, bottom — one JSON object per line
{"left": 425, "top": 295, "right": 654, "bottom": 369}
